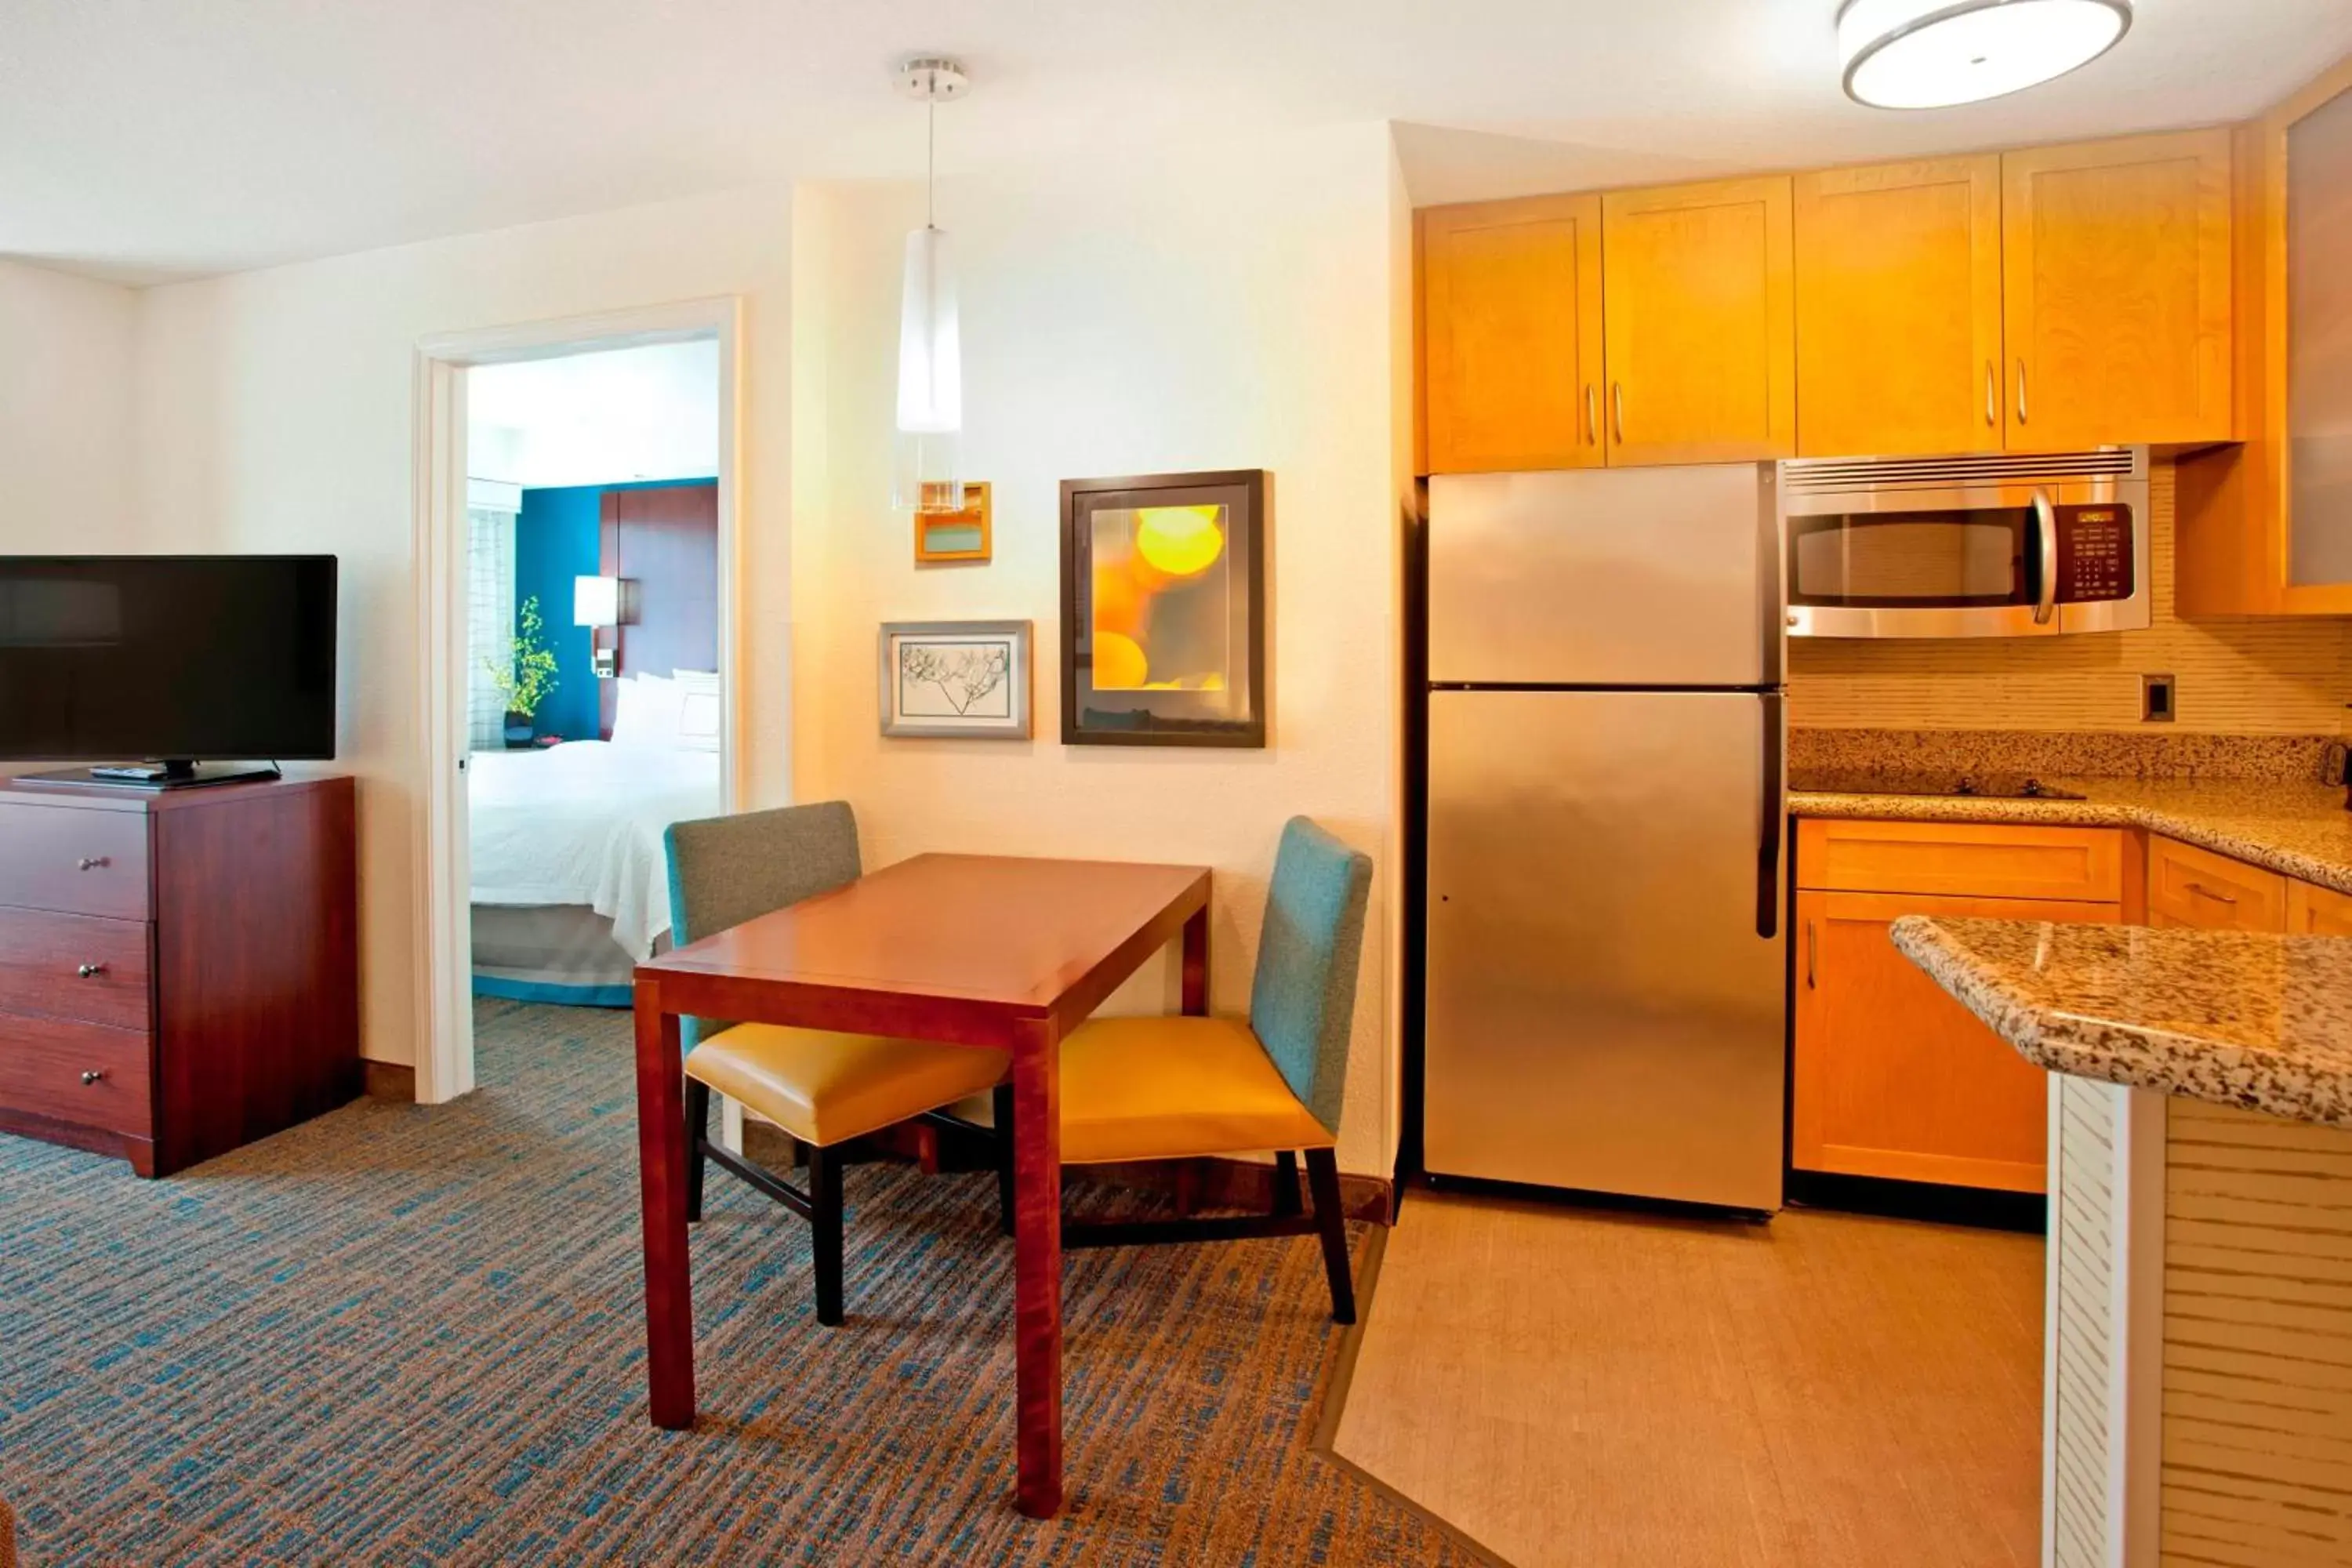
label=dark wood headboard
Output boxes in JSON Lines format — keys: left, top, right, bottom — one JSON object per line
{"left": 597, "top": 483, "right": 718, "bottom": 738}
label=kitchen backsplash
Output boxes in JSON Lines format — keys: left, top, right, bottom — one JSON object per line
{"left": 1789, "top": 463, "right": 2352, "bottom": 735}
{"left": 1789, "top": 728, "right": 2341, "bottom": 783}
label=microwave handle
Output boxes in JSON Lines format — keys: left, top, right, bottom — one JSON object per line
{"left": 2032, "top": 489, "right": 2058, "bottom": 626}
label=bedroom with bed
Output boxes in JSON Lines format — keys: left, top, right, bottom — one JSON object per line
{"left": 464, "top": 342, "right": 725, "bottom": 1007}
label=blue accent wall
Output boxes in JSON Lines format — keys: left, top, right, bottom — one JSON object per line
{"left": 513, "top": 486, "right": 604, "bottom": 742}
{"left": 513, "top": 479, "right": 717, "bottom": 742}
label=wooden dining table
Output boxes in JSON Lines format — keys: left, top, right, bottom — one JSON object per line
{"left": 630, "top": 851, "right": 1212, "bottom": 1519}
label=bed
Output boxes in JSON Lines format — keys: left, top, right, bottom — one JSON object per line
{"left": 469, "top": 734, "right": 721, "bottom": 1005}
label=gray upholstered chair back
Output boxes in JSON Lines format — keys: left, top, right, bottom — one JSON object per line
{"left": 1247, "top": 817, "right": 1374, "bottom": 1134}
{"left": 662, "top": 800, "right": 861, "bottom": 1049}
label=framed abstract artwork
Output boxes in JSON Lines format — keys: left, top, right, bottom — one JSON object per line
{"left": 1059, "top": 469, "right": 1267, "bottom": 747}
{"left": 878, "top": 620, "right": 1032, "bottom": 739}
{"left": 913, "top": 481, "right": 992, "bottom": 564}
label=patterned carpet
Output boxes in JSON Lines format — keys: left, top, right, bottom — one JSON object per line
{"left": 0, "top": 999, "right": 1461, "bottom": 1566}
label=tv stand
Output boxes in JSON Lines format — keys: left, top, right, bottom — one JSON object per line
{"left": 0, "top": 773, "right": 359, "bottom": 1175}
{"left": 21, "top": 760, "right": 283, "bottom": 791}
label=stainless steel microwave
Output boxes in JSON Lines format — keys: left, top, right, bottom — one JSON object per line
{"left": 1780, "top": 448, "right": 2150, "bottom": 638}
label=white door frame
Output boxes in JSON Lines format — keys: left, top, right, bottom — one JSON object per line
{"left": 409, "top": 296, "right": 747, "bottom": 1104}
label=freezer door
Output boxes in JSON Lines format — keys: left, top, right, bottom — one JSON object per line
{"left": 1425, "top": 689, "right": 1786, "bottom": 1210}
{"left": 1428, "top": 466, "right": 1782, "bottom": 688}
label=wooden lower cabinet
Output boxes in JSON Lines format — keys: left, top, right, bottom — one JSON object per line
{"left": 2289, "top": 877, "right": 2352, "bottom": 935}
{"left": 1795, "top": 889, "right": 2112, "bottom": 1194}
{"left": 2147, "top": 835, "right": 2288, "bottom": 931}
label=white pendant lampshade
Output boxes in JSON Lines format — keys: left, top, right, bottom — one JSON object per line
{"left": 1839, "top": 0, "right": 2132, "bottom": 110}
{"left": 896, "top": 226, "right": 961, "bottom": 435}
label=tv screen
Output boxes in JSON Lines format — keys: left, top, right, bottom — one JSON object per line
{"left": 0, "top": 556, "right": 338, "bottom": 762}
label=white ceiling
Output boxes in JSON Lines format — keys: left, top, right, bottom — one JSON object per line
{"left": 5, "top": 0, "right": 2347, "bottom": 284}
{"left": 467, "top": 340, "right": 720, "bottom": 491}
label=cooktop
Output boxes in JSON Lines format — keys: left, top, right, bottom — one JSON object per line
{"left": 1788, "top": 769, "right": 2087, "bottom": 801}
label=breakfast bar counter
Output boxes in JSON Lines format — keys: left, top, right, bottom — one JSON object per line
{"left": 1888, "top": 914, "right": 2352, "bottom": 1128}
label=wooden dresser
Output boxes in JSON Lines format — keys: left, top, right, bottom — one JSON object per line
{"left": 0, "top": 774, "right": 359, "bottom": 1176}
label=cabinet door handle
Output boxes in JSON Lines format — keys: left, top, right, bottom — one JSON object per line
{"left": 76, "top": 962, "right": 108, "bottom": 979}
{"left": 1805, "top": 919, "right": 1817, "bottom": 989}
{"left": 2184, "top": 880, "right": 2240, "bottom": 906}
{"left": 1985, "top": 360, "right": 1997, "bottom": 427}
{"left": 76, "top": 855, "right": 111, "bottom": 871}
{"left": 1611, "top": 382, "right": 1626, "bottom": 445}
{"left": 2016, "top": 358, "right": 2029, "bottom": 426}
{"left": 1584, "top": 383, "right": 1599, "bottom": 446}
{"left": 80, "top": 1069, "right": 107, "bottom": 1086}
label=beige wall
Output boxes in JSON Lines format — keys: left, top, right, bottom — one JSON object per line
{"left": 790, "top": 124, "right": 1409, "bottom": 1174}
{"left": 132, "top": 187, "right": 798, "bottom": 1067}
{"left": 0, "top": 259, "right": 138, "bottom": 550}
{"left": 121, "top": 125, "right": 1409, "bottom": 1173}
{"left": 1791, "top": 462, "right": 2352, "bottom": 733}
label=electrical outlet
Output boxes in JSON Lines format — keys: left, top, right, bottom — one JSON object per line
{"left": 2141, "top": 673, "right": 2176, "bottom": 724}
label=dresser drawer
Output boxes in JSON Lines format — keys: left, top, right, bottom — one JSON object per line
{"left": 0, "top": 800, "right": 151, "bottom": 919}
{"left": 0, "top": 907, "right": 151, "bottom": 1030}
{"left": 0, "top": 1010, "right": 154, "bottom": 1136}
{"left": 2148, "top": 837, "right": 2287, "bottom": 932}
{"left": 1797, "top": 818, "right": 2125, "bottom": 902}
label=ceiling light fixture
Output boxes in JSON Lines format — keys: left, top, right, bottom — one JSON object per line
{"left": 892, "top": 55, "right": 969, "bottom": 516}
{"left": 1838, "top": 0, "right": 2132, "bottom": 110}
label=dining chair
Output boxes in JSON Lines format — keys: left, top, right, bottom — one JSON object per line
{"left": 1040, "top": 815, "right": 1374, "bottom": 1323}
{"left": 664, "top": 800, "right": 1012, "bottom": 1326}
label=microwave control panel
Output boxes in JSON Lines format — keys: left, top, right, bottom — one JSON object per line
{"left": 2055, "top": 506, "right": 2134, "bottom": 603}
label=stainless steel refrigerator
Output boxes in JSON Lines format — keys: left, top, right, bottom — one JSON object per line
{"left": 1423, "top": 465, "right": 1787, "bottom": 1213}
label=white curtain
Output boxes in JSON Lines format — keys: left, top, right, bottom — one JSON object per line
{"left": 466, "top": 504, "right": 518, "bottom": 751}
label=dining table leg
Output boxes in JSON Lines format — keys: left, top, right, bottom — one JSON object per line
{"left": 633, "top": 978, "right": 696, "bottom": 1430}
{"left": 1181, "top": 902, "right": 1210, "bottom": 1016}
{"left": 1010, "top": 1013, "right": 1064, "bottom": 1518}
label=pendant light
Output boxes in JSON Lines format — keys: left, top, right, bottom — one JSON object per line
{"left": 893, "top": 56, "right": 968, "bottom": 515}
{"left": 1838, "top": 0, "right": 2132, "bottom": 110}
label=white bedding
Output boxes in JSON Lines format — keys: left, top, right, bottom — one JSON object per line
{"left": 468, "top": 741, "right": 720, "bottom": 959}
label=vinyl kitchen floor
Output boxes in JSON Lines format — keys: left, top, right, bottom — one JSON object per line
{"left": 1327, "top": 1191, "right": 2043, "bottom": 1568}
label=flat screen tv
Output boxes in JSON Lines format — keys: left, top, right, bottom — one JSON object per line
{"left": 0, "top": 555, "right": 337, "bottom": 787}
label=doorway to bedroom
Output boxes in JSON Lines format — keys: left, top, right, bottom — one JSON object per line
{"left": 464, "top": 339, "right": 724, "bottom": 1018}
{"left": 414, "top": 303, "right": 742, "bottom": 1105}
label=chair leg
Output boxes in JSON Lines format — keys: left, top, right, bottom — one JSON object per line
{"left": 684, "top": 1079, "right": 712, "bottom": 1224}
{"left": 1304, "top": 1148, "right": 1356, "bottom": 1326}
{"left": 1272, "top": 1149, "right": 1303, "bottom": 1218}
{"left": 808, "top": 1142, "right": 845, "bottom": 1327}
{"left": 993, "top": 1083, "right": 1017, "bottom": 1238}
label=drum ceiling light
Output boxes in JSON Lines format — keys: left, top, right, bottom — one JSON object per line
{"left": 1838, "top": 0, "right": 2132, "bottom": 110}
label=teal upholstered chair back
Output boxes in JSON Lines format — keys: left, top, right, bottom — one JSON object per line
{"left": 1247, "top": 818, "right": 1374, "bottom": 1134}
{"left": 662, "top": 800, "right": 862, "bottom": 1050}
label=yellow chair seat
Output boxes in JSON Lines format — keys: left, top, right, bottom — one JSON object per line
{"left": 1058, "top": 1015, "right": 1334, "bottom": 1165}
{"left": 684, "top": 1024, "right": 1009, "bottom": 1149}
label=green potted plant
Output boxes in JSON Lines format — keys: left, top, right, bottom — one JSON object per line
{"left": 488, "top": 594, "right": 560, "bottom": 748}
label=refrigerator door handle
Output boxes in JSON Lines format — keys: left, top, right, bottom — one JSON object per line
{"left": 1756, "top": 691, "right": 1784, "bottom": 940}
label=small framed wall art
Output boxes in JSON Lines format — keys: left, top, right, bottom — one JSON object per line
{"left": 913, "top": 481, "right": 992, "bottom": 564}
{"left": 1060, "top": 469, "right": 1266, "bottom": 747}
{"left": 878, "top": 619, "right": 1032, "bottom": 739}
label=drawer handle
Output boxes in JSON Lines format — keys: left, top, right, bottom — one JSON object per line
{"left": 80, "top": 1069, "right": 107, "bottom": 1086}
{"left": 77, "top": 855, "right": 111, "bottom": 871}
{"left": 77, "top": 961, "right": 109, "bottom": 979}
{"left": 2184, "top": 880, "right": 2240, "bottom": 906}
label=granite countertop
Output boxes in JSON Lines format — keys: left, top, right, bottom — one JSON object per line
{"left": 1890, "top": 915, "right": 2352, "bottom": 1127}
{"left": 1791, "top": 777, "right": 2352, "bottom": 897}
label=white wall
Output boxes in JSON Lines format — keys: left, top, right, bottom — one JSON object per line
{"left": 0, "top": 259, "right": 139, "bottom": 549}
{"left": 132, "top": 187, "right": 797, "bottom": 1067}
{"left": 791, "top": 123, "right": 1408, "bottom": 1174}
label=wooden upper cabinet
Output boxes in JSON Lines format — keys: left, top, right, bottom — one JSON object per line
{"left": 1421, "top": 194, "right": 1605, "bottom": 474}
{"left": 2002, "top": 129, "right": 2234, "bottom": 452}
{"left": 1600, "top": 176, "right": 1795, "bottom": 464}
{"left": 1794, "top": 157, "right": 2003, "bottom": 458}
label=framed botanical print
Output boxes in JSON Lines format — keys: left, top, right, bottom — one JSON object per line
{"left": 878, "top": 620, "right": 1032, "bottom": 739}
{"left": 1059, "top": 469, "right": 1267, "bottom": 747}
